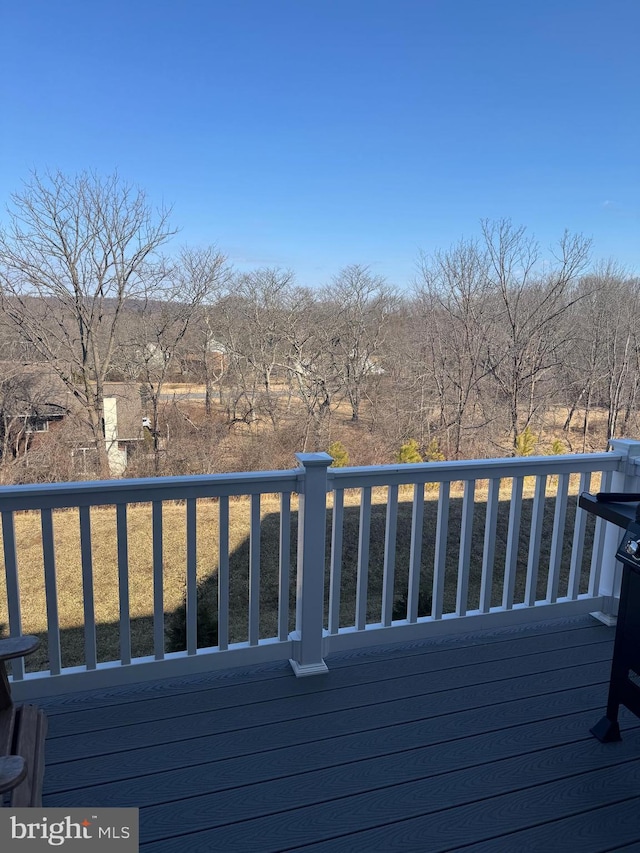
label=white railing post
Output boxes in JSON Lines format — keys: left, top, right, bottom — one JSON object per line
{"left": 289, "top": 452, "right": 332, "bottom": 676}
{"left": 593, "top": 439, "right": 640, "bottom": 625}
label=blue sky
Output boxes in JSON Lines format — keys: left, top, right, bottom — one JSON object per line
{"left": 1, "top": 0, "right": 638, "bottom": 288}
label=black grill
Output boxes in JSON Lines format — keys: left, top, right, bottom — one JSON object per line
{"left": 579, "top": 490, "right": 640, "bottom": 741}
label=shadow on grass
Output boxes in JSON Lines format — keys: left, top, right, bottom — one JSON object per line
{"left": 165, "top": 488, "right": 597, "bottom": 653}
{"left": 3, "top": 490, "right": 598, "bottom": 672}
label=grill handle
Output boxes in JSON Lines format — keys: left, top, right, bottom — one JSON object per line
{"left": 595, "top": 492, "right": 640, "bottom": 523}
{"left": 595, "top": 493, "right": 640, "bottom": 503}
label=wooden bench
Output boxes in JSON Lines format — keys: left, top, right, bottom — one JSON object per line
{"left": 0, "top": 636, "right": 47, "bottom": 807}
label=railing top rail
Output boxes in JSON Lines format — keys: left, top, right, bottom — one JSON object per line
{"left": 0, "top": 451, "right": 623, "bottom": 512}
{"left": 0, "top": 468, "right": 301, "bottom": 512}
{"left": 329, "top": 451, "right": 621, "bottom": 489}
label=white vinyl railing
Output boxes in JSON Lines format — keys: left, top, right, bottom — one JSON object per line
{"left": 2, "top": 440, "right": 639, "bottom": 699}
{"left": 1, "top": 469, "right": 301, "bottom": 694}
{"left": 325, "top": 453, "right": 623, "bottom": 655}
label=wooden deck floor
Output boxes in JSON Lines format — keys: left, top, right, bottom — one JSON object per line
{"left": 37, "top": 614, "right": 640, "bottom": 852}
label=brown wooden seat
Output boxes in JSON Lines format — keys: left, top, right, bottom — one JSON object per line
{"left": 0, "top": 636, "right": 47, "bottom": 807}
{"left": 0, "top": 756, "right": 26, "bottom": 794}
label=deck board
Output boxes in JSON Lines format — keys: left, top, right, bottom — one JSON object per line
{"left": 45, "top": 705, "right": 628, "bottom": 808}
{"left": 461, "top": 798, "right": 640, "bottom": 853}
{"left": 43, "top": 681, "right": 616, "bottom": 794}
{"left": 37, "top": 614, "right": 639, "bottom": 852}
{"left": 43, "top": 657, "right": 612, "bottom": 764}
{"left": 42, "top": 626, "right": 614, "bottom": 736}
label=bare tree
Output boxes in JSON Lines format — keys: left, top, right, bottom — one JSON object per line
{"left": 193, "top": 307, "right": 231, "bottom": 417}
{"left": 0, "top": 370, "right": 46, "bottom": 471}
{"left": 482, "top": 220, "right": 591, "bottom": 448}
{"left": 218, "top": 268, "right": 296, "bottom": 427}
{"left": 116, "top": 246, "right": 228, "bottom": 471}
{"left": 324, "top": 265, "right": 397, "bottom": 422}
{"left": 370, "top": 301, "right": 431, "bottom": 452}
{"left": 0, "top": 170, "right": 176, "bottom": 477}
{"left": 559, "top": 264, "right": 635, "bottom": 449}
{"left": 282, "top": 290, "right": 344, "bottom": 450}
{"left": 596, "top": 274, "right": 640, "bottom": 439}
{"left": 415, "top": 239, "right": 496, "bottom": 458}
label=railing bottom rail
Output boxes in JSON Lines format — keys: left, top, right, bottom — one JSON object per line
{"left": 324, "top": 595, "right": 606, "bottom": 655}
{"left": 10, "top": 637, "right": 293, "bottom": 702}
{"left": 9, "top": 596, "right": 607, "bottom": 701}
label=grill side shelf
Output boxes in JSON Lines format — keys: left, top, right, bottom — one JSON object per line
{"left": 578, "top": 492, "right": 637, "bottom": 529}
